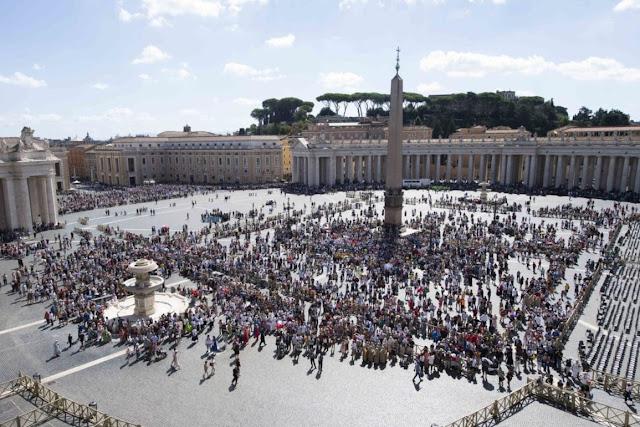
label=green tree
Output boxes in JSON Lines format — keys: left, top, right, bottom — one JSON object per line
{"left": 432, "top": 118, "right": 442, "bottom": 138}
{"left": 572, "top": 107, "right": 593, "bottom": 127}
{"left": 318, "top": 107, "right": 336, "bottom": 116}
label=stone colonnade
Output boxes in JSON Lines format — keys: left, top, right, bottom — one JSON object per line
{"left": 0, "top": 174, "right": 58, "bottom": 231}
{"left": 292, "top": 145, "right": 640, "bottom": 194}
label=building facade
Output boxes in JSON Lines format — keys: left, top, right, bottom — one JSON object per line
{"left": 68, "top": 144, "right": 97, "bottom": 180}
{"left": 91, "top": 127, "right": 283, "bottom": 186}
{"left": 49, "top": 146, "right": 70, "bottom": 191}
{"left": 0, "top": 128, "right": 60, "bottom": 231}
{"left": 302, "top": 120, "right": 432, "bottom": 142}
{"left": 291, "top": 126, "right": 640, "bottom": 193}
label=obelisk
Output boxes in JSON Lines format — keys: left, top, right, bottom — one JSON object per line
{"left": 384, "top": 47, "right": 404, "bottom": 234}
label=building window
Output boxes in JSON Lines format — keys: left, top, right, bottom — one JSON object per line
{"left": 142, "top": 158, "right": 146, "bottom": 165}
{"left": 256, "top": 158, "right": 261, "bottom": 166}
{"left": 226, "top": 157, "right": 230, "bottom": 166}
{"left": 108, "top": 158, "right": 112, "bottom": 172}
{"left": 243, "top": 158, "right": 248, "bottom": 167}
{"left": 115, "top": 158, "right": 119, "bottom": 172}
{"left": 128, "top": 158, "right": 135, "bottom": 172}
{"left": 265, "top": 156, "right": 270, "bottom": 166}
{"left": 100, "top": 158, "right": 104, "bottom": 171}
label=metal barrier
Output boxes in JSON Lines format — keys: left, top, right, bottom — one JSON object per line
{"left": 0, "top": 372, "right": 141, "bottom": 427}
{"left": 447, "top": 379, "right": 640, "bottom": 427}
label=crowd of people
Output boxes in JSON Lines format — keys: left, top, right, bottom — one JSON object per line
{"left": 3, "top": 184, "right": 636, "bottom": 393}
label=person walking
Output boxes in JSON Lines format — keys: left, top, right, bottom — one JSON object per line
{"left": 413, "top": 360, "right": 422, "bottom": 382}
{"left": 310, "top": 351, "right": 317, "bottom": 370}
{"left": 232, "top": 365, "right": 240, "bottom": 386}
{"left": 625, "top": 382, "right": 633, "bottom": 403}
{"left": 318, "top": 352, "right": 324, "bottom": 373}
{"left": 260, "top": 329, "right": 266, "bottom": 347}
{"left": 172, "top": 349, "right": 181, "bottom": 370}
{"left": 209, "top": 354, "right": 217, "bottom": 376}
{"left": 67, "top": 333, "right": 74, "bottom": 348}
{"left": 53, "top": 340, "right": 62, "bottom": 358}
{"left": 203, "top": 359, "right": 209, "bottom": 379}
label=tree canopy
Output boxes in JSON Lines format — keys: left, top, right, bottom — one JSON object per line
{"left": 245, "top": 92, "right": 631, "bottom": 137}
{"left": 249, "top": 97, "right": 314, "bottom": 135}
{"left": 572, "top": 107, "right": 630, "bottom": 127}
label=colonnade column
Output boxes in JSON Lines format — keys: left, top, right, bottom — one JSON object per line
{"left": 479, "top": 154, "right": 486, "bottom": 182}
{"left": 446, "top": 155, "right": 452, "bottom": 182}
{"left": 468, "top": 154, "right": 474, "bottom": 183}
{"left": 529, "top": 155, "right": 538, "bottom": 188}
{"left": 435, "top": 155, "right": 441, "bottom": 183}
{"left": 404, "top": 155, "right": 410, "bottom": 180}
{"left": 346, "top": 156, "right": 353, "bottom": 183}
{"left": 15, "top": 176, "right": 33, "bottom": 229}
{"left": 329, "top": 156, "right": 337, "bottom": 186}
{"left": 425, "top": 155, "right": 431, "bottom": 182}
{"left": 490, "top": 154, "right": 497, "bottom": 183}
{"left": 46, "top": 174, "right": 58, "bottom": 225}
{"left": 411, "top": 155, "right": 418, "bottom": 179}
{"left": 37, "top": 176, "right": 50, "bottom": 224}
{"left": 594, "top": 156, "right": 602, "bottom": 190}
{"left": 303, "top": 157, "right": 309, "bottom": 185}
{"left": 365, "top": 155, "right": 372, "bottom": 183}
{"left": 580, "top": 156, "right": 589, "bottom": 190}
{"left": 356, "top": 156, "right": 363, "bottom": 184}
{"left": 543, "top": 155, "right": 551, "bottom": 187}
{"left": 292, "top": 157, "right": 298, "bottom": 183}
{"left": 500, "top": 154, "right": 507, "bottom": 184}
{"left": 28, "top": 177, "right": 40, "bottom": 224}
{"left": 1, "top": 178, "right": 18, "bottom": 230}
{"left": 634, "top": 159, "right": 640, "bottom": 194}
{"left": 457, "top": 154, "right": 463, "bottom": 183}
{"left": 505, "top": 155, "right": 513, "bottom": 185}
{"left": 621, "top": 156, "right": 630, "bottom": 192}
{"left": 336, "top": 156, "right": 344, "bottom": 185}
{"left": 555, "top": 155, "right": 564, "bottom": 188}
{"left": 606, "top": 156, "right": 616, "bottom": 192}
{"left": 375, "top": 155, "right": 382, "bottom": 182}
{"left": 568, "top": 155, "right": 576, "bottom": 189}
{"left": 523, "top": 155, "right": 531, "bottom": 187}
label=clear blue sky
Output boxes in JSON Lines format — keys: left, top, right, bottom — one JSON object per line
{"left": 1, "top": 0, "right": 639, "bottom": 139}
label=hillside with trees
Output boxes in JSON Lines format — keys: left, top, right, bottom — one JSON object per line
{"left": 244, "top": 92, "right": 631, "bottom": 138}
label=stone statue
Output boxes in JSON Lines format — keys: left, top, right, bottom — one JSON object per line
{"left": 518, "top": 126, "right": 525, "bottom": 140}
{"left": 0, "top": 139, "right": 6, "bottom": 153}
{"left": 42, "top": 138, "right": 50, "bottom": 149}
{"left": 21, "top": 126, "right": 34, "bottom": 148}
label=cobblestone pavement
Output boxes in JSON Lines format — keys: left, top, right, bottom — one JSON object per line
{"left": 1, "top": 188, "right": 635, "bottom": 426}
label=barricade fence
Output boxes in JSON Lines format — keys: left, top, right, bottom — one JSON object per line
{"left": 0, "top": 372, "right": 141, "bottom": 427}
{"left": 447, "top": 378, "right": 640, "bottom": 427}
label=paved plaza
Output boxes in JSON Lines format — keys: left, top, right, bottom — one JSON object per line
{"left": 1, "top": 187, "right": 637, "bottom": 426}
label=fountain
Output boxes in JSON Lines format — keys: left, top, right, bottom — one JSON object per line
{"left": 104, "top": 259, "right": 189, "bottom": 320}
{"left": 478, "top": 181, "right": 490, "bottom": 202}
{"left": 126, "top": 259, "right": 164, "bottom": 317}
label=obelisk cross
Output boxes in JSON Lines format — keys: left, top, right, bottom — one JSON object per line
{"left": 395, "top": 47, "right": 400, "bottom": 75}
